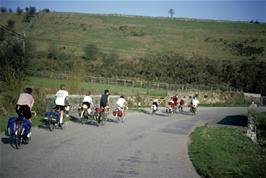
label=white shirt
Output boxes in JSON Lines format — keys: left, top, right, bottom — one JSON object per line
{"left": 55, "top": 89, "right": 69, "bottom": 106}
{"left": 192, "top": 99, "right": 199, "bottom": 107}
{"left": 83, "top": 96, "right": 93, "bottom": 104}
{"left": 116, "top": 98, "right": 127, "bottom": 108}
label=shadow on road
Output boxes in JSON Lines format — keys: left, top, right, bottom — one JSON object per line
{"left": 69, "top": 115, "right": 119, "bottom": 126}
{"left": 1, "top": 137, "right": 10, "bottom": 144}
{"left": 152, "top": 112, "right": 169, "bottom": 117}
{"left": 175, "top": 111, "right": 193, "bottom": 116}
{"left": 217, "top": 115, "right": 248, "bottom": 127}
{"left": 69, "top": 115, "right": 99, "bottom": 127}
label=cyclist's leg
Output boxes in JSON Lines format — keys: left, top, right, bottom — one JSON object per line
{"left": 59, "top": 106, "right": 64, "bottom": 125}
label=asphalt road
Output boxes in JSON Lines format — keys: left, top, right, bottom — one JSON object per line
{"left": 1, "top": 107, "right": 264, "bottom": 178}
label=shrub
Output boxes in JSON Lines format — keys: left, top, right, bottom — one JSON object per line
{"left": 7, "top": 19, "right": 15, "bottom": 30}
{"left": 83, "top": 44, "right": 99, "bottom": 60}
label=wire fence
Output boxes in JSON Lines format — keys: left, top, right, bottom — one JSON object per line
{"left": 85, "top": 76, "right": 237, "bottom": 92}
{"left": 37, "top": 72, "right": 236, "bottom": 92}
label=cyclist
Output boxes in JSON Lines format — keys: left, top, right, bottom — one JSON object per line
{"left": 100, "top": 89, "right": 110, "bottom": 109}
{"left": 16, "top": 87, "right": 34, "bottom": 120}
{"left": 15, "top": 87, "right": 34, "bottom": 140}
{"left": 55, "top": 84, "right": 69, "bottom": 127}
{"left": 116, "top": 95, "right": 128, "bottom": 118}
{"left": 191, "top": 96, "right": 199, "bottom": 108}
{"left": 82, "top": 91, "right": 93, "bottom": 115}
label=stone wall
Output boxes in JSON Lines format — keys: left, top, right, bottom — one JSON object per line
{"left": 46, "top": 90, "right": 258, "bottom": 110}
{"left": 246, "top": 103, "right": 258, "bottom": 143}
{"left": 46, "top": 95, "right": 121, "bottom": 112}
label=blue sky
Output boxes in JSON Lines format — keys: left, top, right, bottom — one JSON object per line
{"left": 1, "top": 0, "right": 265, "bottom": 22}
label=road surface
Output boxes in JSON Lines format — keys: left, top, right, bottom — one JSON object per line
{"left": 1, "top": 107, "right": 264, "bottom": 178}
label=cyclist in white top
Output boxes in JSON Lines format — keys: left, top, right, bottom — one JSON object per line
{"left": 116, "top": 96, "right": 128, "bottom": 117}
{"left": 116, "top": 96, "right": 127, "bottom": 108}
{"left": 82, "top": 91, "right": 93, "bottom": 115}
{"left": 191, "top": 96, "right": 199, "bottom": 107}
{"left": 55, "top": 84, "right": 69, "bottom": 127}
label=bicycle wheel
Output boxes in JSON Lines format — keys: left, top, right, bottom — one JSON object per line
{"left": 15, "top": 134, "right": 22, "bottom": 149}
{"left": 99, "top": 113, "right": 104, "bottom": 126}
{"left": 48, "top": 117, "right": 55, "bottom": 131}
{"left": 81, "top": 116, "right": 85, "bottom": 124}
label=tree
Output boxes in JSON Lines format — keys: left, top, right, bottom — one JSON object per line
{"left": 29, "top": 6, "right": 36, "bottom": 15}
{"left": 1, "top": 7, "right": 7, "bottom": 13}
{"left": 25, "top": 7, "right": 29, "bottom": 13}
{"left": 42, "top": 8, "right": 50, "bottom": 13}
{"left": 8, "top": 8, "right": 13, "bottom": 13}
{"left": 16, "top": 7, "right": 23, "bottom": 14}
{"left": 0, "top": 29, "right": 34, "bottom": 111}
{"left": 168, "top": 9, "right": 175, "bottom": 18}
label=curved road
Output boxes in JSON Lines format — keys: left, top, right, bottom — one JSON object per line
{"left": 1, "top": 107, "right": 264, "bottom": 178}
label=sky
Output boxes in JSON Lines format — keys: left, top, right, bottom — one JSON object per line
{"left": 1, "top": 0, "right": 266, "bottom": 22}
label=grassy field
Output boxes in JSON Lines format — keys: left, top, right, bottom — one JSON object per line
{"left": 189, "top": 125, "right": 266, "bottom": 178}
{"left": 26, "top": 76, "right": 168, "bottom": 96}
{"left": 1, "top": 12, "right": 265, "bottom": 61}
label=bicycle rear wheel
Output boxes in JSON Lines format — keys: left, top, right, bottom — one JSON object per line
{"left": 15, "top": 134, "right": 22, "bottom": 149}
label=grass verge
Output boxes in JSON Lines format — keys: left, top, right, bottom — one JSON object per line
{"left": 189, "top": 126, "right": 266, "bottom": 178}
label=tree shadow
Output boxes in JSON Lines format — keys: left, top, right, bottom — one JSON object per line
{"left": 217, "top": 115, "right": 248, "bottom": 127}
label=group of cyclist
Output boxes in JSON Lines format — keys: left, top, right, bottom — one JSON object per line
{"left": 80, "top": 89, "right": 128, "bottom": 120}
{"left": 15, "top": 85, "right": 128, "bottom": 128}
{"left": 16, "top": 86, "right": 200, "bottom": 123}
{"left": 13, "top": 85, "right": 199, "bottom": 140}
{"left": 165, "top": 95, "right": 199, "bottom": 113}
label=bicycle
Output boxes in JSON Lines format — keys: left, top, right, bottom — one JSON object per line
{"left": 44, "top": 106, "right": 69, "bottom": 131}
{"left": 113, "top": 107, "right": 126, "bottom": 123}
{"left": 8, "top": 116, "right": 31, "bottom": 149}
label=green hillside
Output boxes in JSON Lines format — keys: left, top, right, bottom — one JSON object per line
{"left": 1, "top": 12, "right": 265, "bottom": 61}
{"left": 1, "top": 12, "right": 266, "bottom": 94}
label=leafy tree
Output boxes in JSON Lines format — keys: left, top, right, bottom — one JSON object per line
{"left": 23, "top": 6, "right": 37, "bottom": 22}
{"left": 16, "top": 7, "right": 23, "bottom": 14}
{"left": 25, "top": 7, "right": 29, "bottom": 13}
{"left": 42, "top": 8, "right": 50, "bottom": 13}
{"left": 1, "top": 7, "right": 7, "bottom": 13}
{"left": 168, "top": 9, "right": 175, "bottom": 18}
{"left": 256, "top": 61, "right": 266, "bottom": 94}
{"left": 29, "top": 6, "right": 36, "bottom": 15}
{"left": 0, "top": 29, "right": 34, "bottom": 111}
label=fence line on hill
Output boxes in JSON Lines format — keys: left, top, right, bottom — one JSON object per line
{"left": 85, "top": 76, "right": 236, "bottom": 92}
{"left": 36, "top": 73, "right": 236, "bottom": 92}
